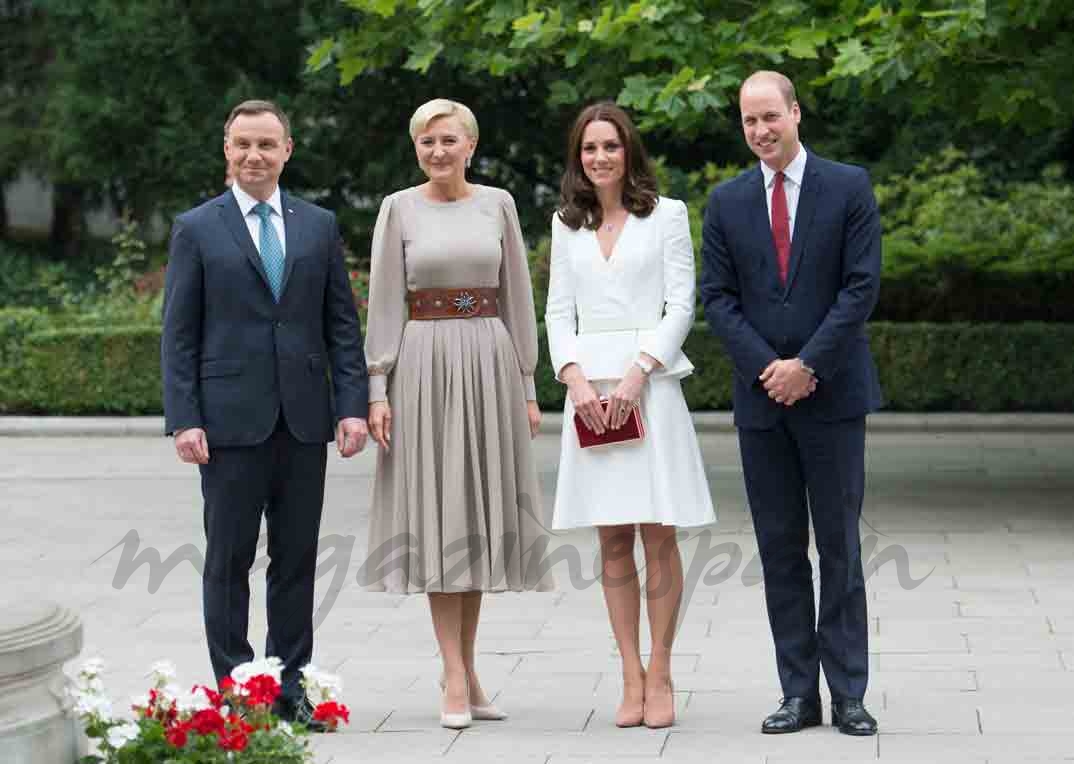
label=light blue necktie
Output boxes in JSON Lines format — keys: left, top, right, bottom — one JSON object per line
{"left": 254, "top": 201, "right": 285, "bottom": 301}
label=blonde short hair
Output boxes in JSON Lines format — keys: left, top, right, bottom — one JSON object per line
{"left": 409, "top": 99, "right": 479, "bottom": 141}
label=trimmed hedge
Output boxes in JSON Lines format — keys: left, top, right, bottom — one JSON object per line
{"left": 16, "top": 325, "right": 162, "bottom": 414}
{"left": 3, "top": 322, "right": 1073, "bottom": 414}
{"left": 0, "top": 308, "right": 52, "bottom": 412}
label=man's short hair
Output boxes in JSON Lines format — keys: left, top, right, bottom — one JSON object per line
{"left": 740, "top": 71, "right": 797, "bottom": 108}
{"left": 225, "top": 100, "right": 291, "bottom": 138}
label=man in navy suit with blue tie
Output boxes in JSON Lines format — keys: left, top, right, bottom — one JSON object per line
{"left": 161, "top": 100, "right": 368, "bottom": 729}
{"left": 700, "top": 72, "right": 883, "bottom": 735}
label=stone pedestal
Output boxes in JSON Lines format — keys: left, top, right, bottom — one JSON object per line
{"left": 0, "top": 602, "right": 83, "bottom": 764}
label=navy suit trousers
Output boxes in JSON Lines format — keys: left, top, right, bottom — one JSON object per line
{"left": 199, "top": 413, "right": 327, "bottom": 701}
{"left": 738, "top": 414, "right": 869, "bottom": 701}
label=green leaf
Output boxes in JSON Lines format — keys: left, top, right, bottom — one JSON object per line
{"left": 306, "top": 39, "right": 335, "bottom": 72}
{"left": 403, "top": 40, "right": 444, "bottom": 72}
{"left": 512, "top": 11, "right": 545, "bottom": 32}
{"left": 547, "top": 80, "right": 580, "bottom": 106}
{"left": 338, "top": 54, "right": 370, "bottom": 85}
{"left": 345, "top": 0, "right": 401, "bottom": 17}
{"left": 618, "top": 74, "right": 661, "bottom": 110}
{"left": 786, "top": 36, "right": 820, "bottom": 59}
{"left": 856, "top": 4, "right": 887, "bottom": 26}
{"left": 831, "top": 39, "right": 874, "bottom": 77}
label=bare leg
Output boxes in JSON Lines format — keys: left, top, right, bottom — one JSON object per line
{"left": 640, "top": 524, "right": 683, "bottom": 727}
{"left": 428, "top": 593, "right": 467, "bottom": 715}
{"left": 460, "top": 591, "right": 493, "bottom": 706}
{"left": 598, "top": 524, "right": 645, "bottom": 727}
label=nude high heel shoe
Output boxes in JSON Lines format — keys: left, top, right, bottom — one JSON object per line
{"left": 470, "top": 700, "right": 508, "bottom": 721}
{"left": 438, "top": 678, "right": 472, "bottom": 729}
{"left": 643, "top": 679, "right": 675, "bottom": 729}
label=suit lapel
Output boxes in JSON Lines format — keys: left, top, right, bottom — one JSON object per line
{"left": 783, "top": 157, "right": 821, "bottom": 297}
{"left": 747, "top": 167, "right": 783, "bottom": 294}
{"left": 280, "top": 192, "right": 301, "bottom": 299}
{"left": 217, "top": 192, "right": 273, "bottom": 295}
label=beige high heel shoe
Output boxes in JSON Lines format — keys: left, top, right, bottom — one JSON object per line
{"left": 438, "top": 678, "right": 471, "bottom": 729}
{"left": 643, "top": 679, "right": 675, "bottom": 729}
{"left": 615, "top": 674, "right": 646, "bottom": 728}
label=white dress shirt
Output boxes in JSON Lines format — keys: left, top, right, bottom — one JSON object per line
{"left": 231, "top": 183, "right": 287, "bottom": 256}
{"left": 760, "top": 144, "right": 807, "bottom": 241}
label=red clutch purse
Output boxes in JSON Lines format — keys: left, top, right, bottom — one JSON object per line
{"left": 574, "top": 398, "right": 645, "bottom": 448}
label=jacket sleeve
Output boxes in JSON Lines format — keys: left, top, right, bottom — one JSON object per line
{"left": 639, "top": 199, "right": 695, "bottom": 368}
{"left": 160, "top": 218, "right": 204, "bottom": 435}
{"left": 363, "top": 194, "right": 408, "bottom": 403}
{"left": 699, "top": 188, "right": 779, "bottom": 384}
{"left": 798, "top": 168, "right": 882, "bottom": 379}
{"left": 497, "top": 191, "right": 539, "bottom": 401}
{"left": 543, "top": 213, "right": 580, "bottom": 381}
{"left": 322, "top": 213, "right": 369, "bottom": 420}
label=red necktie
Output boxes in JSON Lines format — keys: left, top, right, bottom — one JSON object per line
{"left": 771, "top": 171, "right": 790, "bottom": 284}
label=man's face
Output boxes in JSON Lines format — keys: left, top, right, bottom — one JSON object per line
{"left": 224, "top": 112, "right": 293, "bottom": 198}
{"left": 739, "top": 81, "right": 801, "bottom": 172}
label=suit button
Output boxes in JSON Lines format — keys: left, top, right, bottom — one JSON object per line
{"left": 275, "top": 321, "right": 284, "bottom": 327}
{"left": 782, "top": 302, "right": 789, "bottom": 308}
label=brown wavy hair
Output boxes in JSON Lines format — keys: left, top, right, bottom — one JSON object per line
{"left": 557, "top": 102, "right": 658, "bottom": 231}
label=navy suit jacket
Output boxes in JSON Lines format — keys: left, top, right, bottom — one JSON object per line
{"left": 161, "top": 189, "right": 368, "bottom": 447}
{"left": 699, "top": 151, "right": 884, "bottom": 429}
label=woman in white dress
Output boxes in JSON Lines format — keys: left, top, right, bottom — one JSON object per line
{"left": 546, "top": 103, "right": 716, "bottom": 729}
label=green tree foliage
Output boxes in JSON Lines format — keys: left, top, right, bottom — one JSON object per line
{"left": 320, "top": 0, "right": 1074, "bottom": 133}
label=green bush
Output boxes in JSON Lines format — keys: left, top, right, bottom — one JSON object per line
{"left": 3, "top": 322, "right": 1072, "bottom": 414}
{"left": 0, "top": 307, "right": 51, "bottom": 411}
{"left": 17, "top": 325, "right": 161, "bottom": 414}
{"left": 533, "top": 322, "right": 1073, "bottom": 413}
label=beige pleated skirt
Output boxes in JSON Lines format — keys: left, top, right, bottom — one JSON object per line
{"left": 360, "top": 316, "right": 556, "bottom": 593}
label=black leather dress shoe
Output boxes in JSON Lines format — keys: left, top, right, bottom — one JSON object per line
{"left": 761, "top": 697, "right": 822, "bottom": 734}
{"left": 831, "top": 698, "right": 877, "bottom": 736}
{"left": 275, "top": 697, "right": 331, "bottom": 733}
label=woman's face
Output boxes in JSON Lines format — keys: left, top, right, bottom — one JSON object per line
{"left": 414, "top": 114, "right": 476, "bottom": 185}
{"left": 579, "top": 119, "right": 626, "bottom": 192}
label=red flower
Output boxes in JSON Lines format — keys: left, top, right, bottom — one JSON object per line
{"left": 195, "top": 684, "right": 225, "bottom": 709}
{"left": 189, "top": 708, "right": 226, "bottom": 736}
{"left": 219, "top": 677, "right": 236, "bottom": 695}
{"left": 217, "top": 723, "right": 249, "bottom": 752}
{"left": 165, "top": 721, "right": 189, "bottom": 748}
{"left": 312, "top": 701, "right": 351, "bottom": 729}
{"left": 242, "top": 674, "right": 281, "bottom": 707}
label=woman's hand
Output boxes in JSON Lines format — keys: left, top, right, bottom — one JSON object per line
{"left": 605, "top": 364, "right": 647, "bottom": 430}
{"left": 368, "top": 400, "right": 392, "bottom": 452}
{"left": 561, "top": 363, "right": 605, "bottom": 435}
{"left": 526, "top": 401, "right": 541, "bottom": 438}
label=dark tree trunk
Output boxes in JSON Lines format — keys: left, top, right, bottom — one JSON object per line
{"left": 49, "top": 183, "right": 84, "bottom": 259}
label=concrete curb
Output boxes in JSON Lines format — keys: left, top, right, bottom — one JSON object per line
{"left": 2, "top": 413, "right": 1074, "bottom": 437}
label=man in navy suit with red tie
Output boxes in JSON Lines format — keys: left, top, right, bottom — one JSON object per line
{"left": 700, "top": 71, "right": 883, "bottom": 735}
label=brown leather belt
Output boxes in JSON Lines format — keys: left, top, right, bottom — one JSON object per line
{"left": 407, "top": 287, "right": 499, "bottom": 320}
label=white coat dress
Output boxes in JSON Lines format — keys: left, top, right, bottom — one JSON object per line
{"left": 545, "top": 197, "right": 716, "bottom": 529}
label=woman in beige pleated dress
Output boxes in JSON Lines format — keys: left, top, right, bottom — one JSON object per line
{"left": 361, "top": 99, "right": 554, "bottom": 729}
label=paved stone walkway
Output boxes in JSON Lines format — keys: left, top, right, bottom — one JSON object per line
{"left": 4, "top": 428, "right": 1073, "bottom": 762}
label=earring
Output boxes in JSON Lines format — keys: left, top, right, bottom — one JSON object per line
{"left": 466, "top": 156, "right": 472, "bottom": 169}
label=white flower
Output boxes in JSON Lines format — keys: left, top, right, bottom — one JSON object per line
{"left": 175, "top": 686, "right": 213, "bottom": 714}
{"left": 147, "top": 660, "right": 177, "bottom": 687}
{"left": 79, "top": 657, "right": 105, "bottom": 679}
{"left": 300, "top": 664, "right": 343, "bottom": 702}
{"left": 277, "top": 720, "right": 294, "bottom": 737}
{"left": 231, "top": 656, "right": 283, "bottom": 685}
{"left": 75, "top": 692, "right": 113, "bottom": 720}
{"left": 75, "top": 674, "right": 106, "bottom": 696}
{"left": 577, "top": 19, "right": 594, "bottom": 33}
{"left": 106, "top": 721, "right": 140, "bottom": 749}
